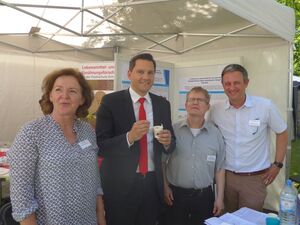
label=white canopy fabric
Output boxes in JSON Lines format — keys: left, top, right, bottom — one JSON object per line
{"left": 0, "top": 0, "right": 295, "bottom": 61}
{"left": 212, "top": 0, "right": 295, "bottom": 42}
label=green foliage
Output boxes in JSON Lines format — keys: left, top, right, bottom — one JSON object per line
{"left": 291, "top": 139, "right": 300, "bottom": 176}
{"left": 277, "top": 0, "right": 300, "bottom": 75}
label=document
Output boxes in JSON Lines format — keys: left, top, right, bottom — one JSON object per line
{"left": 205, "top": 207, "right": 268, "bottom": 225}
{"left": 205, "top": 213, "right": 256, "bottom": 225}
{"left": 232, "top": 207, "right": 267, "bottom": 225}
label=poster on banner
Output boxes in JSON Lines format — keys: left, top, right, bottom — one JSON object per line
{"left": 178, "top": 75, "right": 227, "bottom": 117}
{"left": 80, "top": 62, "right": 115, "bottom": 128}
{"left": 174, "top": 59, "right": 242, "bottom": 119}
{"left": 121, "top": 66, "right": 170, "bottom": 99}
{"left": 178, "top": 76, "right": 226, "bottom": 111}
{"left": 80, "top": 62, "right": 115, "bottom": 92}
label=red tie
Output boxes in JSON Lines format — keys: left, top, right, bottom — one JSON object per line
{"left": 138, "top": 97, "right": 148, "bottom": 175}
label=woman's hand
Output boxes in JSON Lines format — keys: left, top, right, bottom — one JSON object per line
{"left": 96, "top": 195, "right": 106, "bottom": 225}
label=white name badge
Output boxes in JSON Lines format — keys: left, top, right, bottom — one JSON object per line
{"left": 207, "top": 155, "right": 216, "bottom": 162}
{"left": 78, "top": 140, "right": 92, "bottom": 149}
{"left": 249, "top": 119, "right": 260, "bottom": 127}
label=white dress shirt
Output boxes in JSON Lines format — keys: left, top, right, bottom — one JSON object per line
{"left": 129, "top": 87, "right": 155, "bottom": 172}
{"left": 209, "top": 95, "right": 287, "bottom": 173}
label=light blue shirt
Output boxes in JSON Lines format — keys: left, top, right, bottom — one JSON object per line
{"left": 209, "top": 95, "right": 287, "bottom": 173}
{"left": 164, "top": 119, "right": 225, "bottom": 189}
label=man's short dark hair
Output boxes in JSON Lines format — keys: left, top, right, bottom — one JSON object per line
{"left": 129, "top": 53, "right": 156, "bottom": 71}
{"left": 221, "top": 64, "right": 248, "bottom": 82}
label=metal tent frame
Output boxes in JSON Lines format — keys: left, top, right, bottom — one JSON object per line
{"left": 0, "top": 0, "right": 280, "bottom": 60}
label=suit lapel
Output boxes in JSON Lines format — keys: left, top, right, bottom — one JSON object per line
{"left": 123, "top": 89, "right": 136, "bottom": 126}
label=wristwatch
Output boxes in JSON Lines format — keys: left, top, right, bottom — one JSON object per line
{"left": 273, "top": 161, "right": 283, "bottom": 169}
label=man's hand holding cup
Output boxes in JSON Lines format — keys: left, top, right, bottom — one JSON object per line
{"left": 128, "top": 120, "right": 150, "bottom": 144}
{"left": 153, "top": 124, "right": 171, "bottom": 147}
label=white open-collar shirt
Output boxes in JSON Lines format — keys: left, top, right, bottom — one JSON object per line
{"left": 129, "top": 87, "right": 155, "bottom": 172}
{"left": 209, "top": 95, "right": 287, "bottom": 173}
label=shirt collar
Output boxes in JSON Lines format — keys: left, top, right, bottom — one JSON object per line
{"left": 225, "top": 94, "right": 253, "bottom": 109}
{"left": 129, "top": 86, "right": 151, "bottom": 103}
{"left": 48, "top": 114, "right": 79, "bottom": 133}
{"left": 178, "top": 117, "right": 209, "bottom": 131}
{"left": 178, "top": 118, "right": 188, "bottom": 128}
{"left": 244, "top": 95, "right": 253, "bottom": 107}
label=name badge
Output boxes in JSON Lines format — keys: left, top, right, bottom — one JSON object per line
{"left": 207, "top": 155, "right": 216, "bottom": 162}
{"left": 249, "top": 119, "right": 260, "bottom": 127}
{"left": 78, "top": 140, "right": 92, "bottom": 149}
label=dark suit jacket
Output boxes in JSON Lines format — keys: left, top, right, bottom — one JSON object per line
{"left": 96, "top": 89, "right": 175, "bottom": 203}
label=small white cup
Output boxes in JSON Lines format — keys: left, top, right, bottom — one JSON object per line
{"left": 153, "top": 124, "right": 163, "bottom": 139}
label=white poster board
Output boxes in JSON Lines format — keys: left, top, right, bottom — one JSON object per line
{"left": 80, "top": 62, "right": 115, "bottom": 93}
{"left": 174, "top": 63, "right": 231, "bottom": 119}
{"left": 115, "top": 55, "right": 173, "bottom": 100}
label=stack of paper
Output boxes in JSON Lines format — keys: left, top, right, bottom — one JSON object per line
{"left": 205, "top": 207, "right": 268, "bottom": 225}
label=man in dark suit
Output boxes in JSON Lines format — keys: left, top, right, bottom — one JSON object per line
{"left": 96, "top": 53, "right": 176, "bottom": 225}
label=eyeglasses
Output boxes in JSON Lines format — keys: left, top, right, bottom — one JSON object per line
{"left": 187, "top": 98, "right": 208, "bottom": 104}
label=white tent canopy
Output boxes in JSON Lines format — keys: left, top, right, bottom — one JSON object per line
{"left": 213, "top": 0, "right": 294, "bottom": 42}
{"left": 0, "top": 0, "right": 295, "bottom": 61}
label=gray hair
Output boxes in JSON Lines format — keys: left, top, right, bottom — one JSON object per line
{"left": 221, "top": 64, "right": 248, "bottom": 82}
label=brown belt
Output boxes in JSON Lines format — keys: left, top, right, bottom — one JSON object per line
{"left": 226, "top": 168, "right": 269, "bottom": 176}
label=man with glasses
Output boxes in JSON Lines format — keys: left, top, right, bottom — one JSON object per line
{"left": 162, "top": 86, "right": 225, "bottom": 225}
{"left": 209, "top": 64, "right": 288, "bottom": 212}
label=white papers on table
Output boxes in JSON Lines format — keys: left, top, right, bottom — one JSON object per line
{"left": 205, "top": 213, "right": 255, "bottom": 225}
{"left": 205, "top": 207, "right": 268, "bottom": 225}
{"left": 233, "top": 207, "right": 267, "bottom": 225}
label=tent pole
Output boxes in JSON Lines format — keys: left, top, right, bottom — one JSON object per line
{"left": 286, "top": 42, "right": 294, "bottom": 179}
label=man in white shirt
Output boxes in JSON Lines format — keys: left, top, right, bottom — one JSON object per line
{"left": 209, "top": 64, "right": 288, "bottom": 212}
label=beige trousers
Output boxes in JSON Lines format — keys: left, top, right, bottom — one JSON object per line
{"left": 225, "top": 170, "right": 267, "bottom": 212}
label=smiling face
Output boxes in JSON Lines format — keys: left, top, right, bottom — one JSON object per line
{"left": 50, "top": 75, "right": 84, "bottom": 118}
{"left": 185, "top": 91, "right": 210, "bottom": 118}
{"left": 222, "top": 71, "right": 249, "bottom": 108}
{"left": 128, "top": 59, "right": 155, "bottom": 96}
